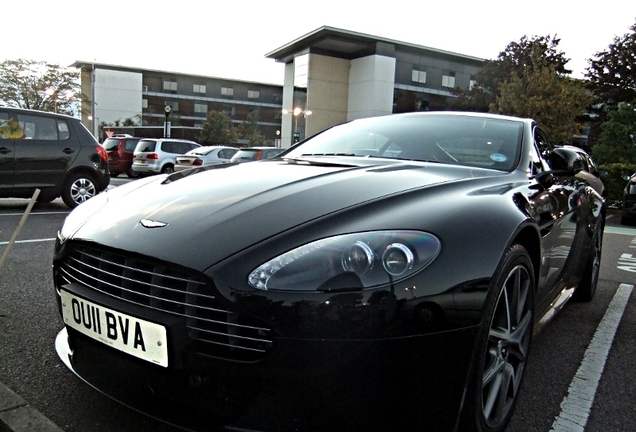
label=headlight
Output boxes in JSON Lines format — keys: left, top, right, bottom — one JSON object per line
{"left": 248, "top": 230, "right": 441, "bottom": 291}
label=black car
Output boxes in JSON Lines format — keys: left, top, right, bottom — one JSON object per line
{"left": 53, "top": 112, "right": 605, "bottom": 432}
{"left": 0, "top": 107, "right": 110, "bottom": 208}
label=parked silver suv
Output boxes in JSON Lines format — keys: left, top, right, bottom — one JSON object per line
{"left": 132, "top": 138, "right": 200, "bottom": 175}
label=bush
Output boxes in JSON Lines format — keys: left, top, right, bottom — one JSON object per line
{"left": 598, "top": 163, "right": 636, "bottom": 201}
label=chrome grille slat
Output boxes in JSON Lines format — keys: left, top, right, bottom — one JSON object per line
{"left": 60, "top": 266, "right": 228, "bottom": 315}
{"left": 60, "top": 243, "right": 273, "bottom": 361}
{"left": 60, "top": 266, "right": 268, "bottom": 330}
{"left": 67, "top": 255, "right": 214, "bottom": 301}
{"left": 74, "top": 248, "right": 204, "bottom": 285}
{"left": 189, "top": 337, "right": 268, "bottom": 353}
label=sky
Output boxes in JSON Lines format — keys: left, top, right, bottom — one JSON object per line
{"left": 4, "top": 1, "right": 635, "bottom": 85}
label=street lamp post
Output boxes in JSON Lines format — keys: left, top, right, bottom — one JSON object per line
{"left": 284, "top": 107, "right": 312, "bottom": 143}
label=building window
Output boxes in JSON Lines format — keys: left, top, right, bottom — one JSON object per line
{"left": 193, "top": 84, "right": 206, "bottom": 94}
{"left": 469, "top": 76, "right": 477, "bottom": 90}
{"left": 225, "top": 106, "right": 235, "bottom": 116}
{"left": 142, "top": 99, "right": 148, "bottom": 109}
{"left": 221, "top": 87, "right": 234, "bottom": 97}
{"left": 442, "top": 72, "right": 456, "bottom": 88}
{"left": 294, "top": 54, "right": 309, "bottom": 88}
{"left": 165, "top": 101, "right": 179, "bottom": 111}
{"left": 163, "top": 80, "right": 177, "bottom": 91}
{"left": 412, "top": 69, "right": 427, "bottom": 84}
{"left": 194, "top": 103, "right": 207, "bottom": 113}
{"left": 248, "top": 90, "right": 260, "bottom": 99}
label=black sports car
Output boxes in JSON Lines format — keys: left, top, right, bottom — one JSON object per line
{"left": 53, "top": 112, "right": 605, "bottom": 432}
{"left": 621, "top": 173, "right": 636, "bottom": 225}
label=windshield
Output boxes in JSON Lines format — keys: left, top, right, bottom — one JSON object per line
{"left": 283, "top": 114, "right": 524, "bottom": 171}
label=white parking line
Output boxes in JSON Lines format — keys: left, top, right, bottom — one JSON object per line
{"left": 605, "top": 226, "right": 636, "bottom": 236}
{"left": 0, "top": 212, "right": 69, "bottom": 217}
{"left": 0, "top": 238, "right": 56, "bottom": 246}
{"left": 550, "top": 283, "right": 634, "bottom": 432}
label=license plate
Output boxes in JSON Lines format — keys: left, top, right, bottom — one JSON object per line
{"left": 60, "top": 290, "right": 168, "bottom": 367}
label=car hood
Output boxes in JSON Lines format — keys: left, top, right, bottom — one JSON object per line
{"left": 70, "top": 159, "right": 503, "bottom": 271}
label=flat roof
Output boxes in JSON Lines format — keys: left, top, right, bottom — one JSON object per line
{"left": 71, "top": 61, "right": 282, "bottom": 87}
{"left": 266, "top": 26, "right": 484, "bottom": 64}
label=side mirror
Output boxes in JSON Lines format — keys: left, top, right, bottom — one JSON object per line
{"left": 549, "top": 148, "right": 582, "bottom": 174}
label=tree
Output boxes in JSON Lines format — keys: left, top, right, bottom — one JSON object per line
{"left": 493, "top": 54, "right": 593, "bottom": 144}
{"left": 590, "top": 103, "right": 636, "bottom": 164}
{"left": 451, "top": 35, "right": 571, "bottom": 112}
{"left": 197, "top": 110, "right": 238, "bottom": 145}
{"left": 239, "top": 110, "right": 266, "bottom": 145}
{"left": 585, "top": 20, "right": 636, "bottom": 149}
{"left": 0, "top": 59, "right": 81, "bottom": 115}
{"left": 586, "top": 20, "right": 636, "bottom": 108}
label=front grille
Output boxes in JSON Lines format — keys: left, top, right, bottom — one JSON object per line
{"left": 59, "top": 243, "right": 272, "bottom": 362}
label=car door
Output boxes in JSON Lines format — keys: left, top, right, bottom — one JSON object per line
{"left": 13, "top": 112, "right": 79, "bottom": 191}
{"left": 0, "top": 110, "right": 17, "bottom": 195}
{"left": 526, "top": 128, "right": 578, "bottom": 307}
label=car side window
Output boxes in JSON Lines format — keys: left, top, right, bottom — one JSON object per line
{"left": 531, "top": 127, "right": 551, "bottom": 175}
{"left": 163, "top": 142, "right": 175, "bottom": 153}
{"left": 0, "top": 112, "right": 26, "bottom": 139}
{"left": 57, "top": 120, "right": 70, "bottom": 140}
{"left": 25, "top": 115, "right": 58, "bottom": 140}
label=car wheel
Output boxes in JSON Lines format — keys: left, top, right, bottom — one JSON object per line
{"left": 573, "top": 216, "right": 604, "bottom": 302}
{"left": 161, "top": 164, "right": 174, "bottom": 174}
{"left": 466, "top": 244, "right": 534, "bottom": 432}
{"left": 126, "top": 168, "right": 140, "bottom": 178}
{"left": 62, "top": 172, "right": 98, "bottom": 209}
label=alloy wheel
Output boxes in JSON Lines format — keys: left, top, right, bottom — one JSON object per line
{"left": 482, "top": 263, "right": 532, "bottom": 428}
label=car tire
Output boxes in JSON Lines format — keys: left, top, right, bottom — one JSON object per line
{"left": 36, "top": 191, "right": 57, "bottom": 204}
{"left": 126, "top": 168, "right": 140, "bottom": 178}
{"left": 61, "top": 172, "right": 98, "bottom": 209}
{"left": 573, "top": 216, "right": 604, "bottom": 302}
{"left": 464, "top": 244, "right": 534, "bottom": 432}
{"left": 161, "top": 164, "right": 174, "bottom": 174}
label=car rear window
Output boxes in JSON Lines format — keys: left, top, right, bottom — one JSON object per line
{"left": 232, "top": 150, "right": 261, "bottom": 161}
{"left": 103, "top": 138, "right": 121, "bottom": 151}
{"left": 135, "top": 140, "right": 156, "bottom": 153}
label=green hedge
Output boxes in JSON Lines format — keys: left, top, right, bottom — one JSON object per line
{"left": 598, "top": 163, "right": 636, "bottom": 201}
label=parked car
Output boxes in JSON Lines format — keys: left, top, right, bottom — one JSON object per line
{"left": 53, "top": 112, "right": 605, "bottom": 432}
{"left": 131, "top": 138, "right": 200, "bottom": 175}
{"left": 174, "top": 146, "right": 237, "bottom": 172}
{"left": 621, "top": 173, "right": 636, "bottom": 224}
{"left": 0, "top": 107, "right": 109, "bottom": 208}
{"left": 230, "top": 146, "right": 283, "bottom": 162}
{"left": 102, "top": 134, "right": 141, "bottom": 178}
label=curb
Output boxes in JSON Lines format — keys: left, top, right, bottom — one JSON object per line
{"left": 0, "top": 382, "right": 64, "bottom": 432}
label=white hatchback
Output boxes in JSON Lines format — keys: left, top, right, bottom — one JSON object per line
{"left": 132, "top": 138, "right": 200, "bottom": 175}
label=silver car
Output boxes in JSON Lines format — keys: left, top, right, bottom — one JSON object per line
{"left": 132, "top": 138, "right": 200, "bottom": 175}
{"left": 174, "top": 146, "right": 238, "bottom": 172}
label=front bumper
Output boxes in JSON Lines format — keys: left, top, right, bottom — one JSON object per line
{"left": 56, "top": 319, "right": 478, "bottom": 432}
